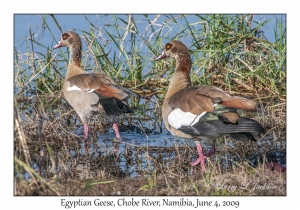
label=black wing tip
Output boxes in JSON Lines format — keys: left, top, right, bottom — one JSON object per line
{"left": 178, "top": 116, "right": 264, "bottom": 141}
{"left": 239, "top": 117, "right": 265, "bottom": 133}
{"left": 100, "top": 98, "right": 135, "bottom": 115}
{"left": 230, "top": 133, "right": 258, "bottom": 142}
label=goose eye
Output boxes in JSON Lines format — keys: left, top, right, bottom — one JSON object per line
{"left": 62, "top": 33, "right": 70, "bottom": 40}
{"left": 166, "top": 43, "right": 172, "bottom": 50}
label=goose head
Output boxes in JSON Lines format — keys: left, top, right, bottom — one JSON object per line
{"left": 53, "top": 31, "right": 81, "bottom": 49}
{"left": 156, "top": 40, "right": 189, "bottom": 61}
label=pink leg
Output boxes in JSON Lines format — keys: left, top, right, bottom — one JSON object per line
{"left": 112, "top": 121, "right": 121, "bottom": 140}
{"left": 191, "top": 141, "right": 216, "bottom": 171}
{"left": 84, "top": 124, "right": 89, "bottom": 152}
{"left": 112, "top": 116, "right": 120, "bottom": 153}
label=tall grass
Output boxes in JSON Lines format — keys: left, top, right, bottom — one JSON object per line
{"left": 15, "top": 14, "right": 286, "bottom": 98}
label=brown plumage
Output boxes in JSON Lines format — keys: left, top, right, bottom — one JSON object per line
{"left": 156, "top": 40, "right": 264, "bottom": 171}
{"left": 53, "top": 31, "right": 136, "bottom": 152}
{"left": 67, "top": 73, "right": 130, "bottom": 100}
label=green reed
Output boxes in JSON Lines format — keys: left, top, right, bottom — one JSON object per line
{"left": 14, "top": 14, "right": 286, "bottom": 103}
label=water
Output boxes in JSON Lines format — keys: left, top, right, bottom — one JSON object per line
{"left": 15, "top": 96, "right": 286, "bottom": 179}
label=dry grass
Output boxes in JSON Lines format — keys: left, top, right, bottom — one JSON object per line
{"left": 14, "top": 93, "right": 286, "bottom": 196}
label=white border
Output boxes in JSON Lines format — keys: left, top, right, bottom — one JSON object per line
{"left": 4, "top": 0, "right": 296, "bottom": 209}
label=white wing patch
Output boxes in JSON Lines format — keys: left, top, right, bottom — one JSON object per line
{"left": 67, "top": 85, "right": 82, "bottom": 91}
{"left": 168, "top": 108, "right": 199, "bottom": 129}
{"left": 168, "top": 103, "right": 219, "bottom": 129}
{"left": 67, "top": 85, "right": 95, "bottom": 92}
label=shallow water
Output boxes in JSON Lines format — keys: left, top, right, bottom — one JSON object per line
{"left": 14, "top": 91, "right": 286, "bottom": 180}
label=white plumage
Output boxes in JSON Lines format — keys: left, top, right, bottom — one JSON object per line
{"left": 67, "top": 85, "right": 95, "bottom": 92}
{"left": 168, "top": 108, "right": 199, "bottom": 129}
{"left": 67, "top": 85, "right": 82, "bottom": 91}
{"left": 168, "top": 104, "right": 218, "bottom": 129}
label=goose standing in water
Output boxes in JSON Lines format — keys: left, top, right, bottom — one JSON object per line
{"left": 156, "top": 40, "right": 264, "bottom": 171}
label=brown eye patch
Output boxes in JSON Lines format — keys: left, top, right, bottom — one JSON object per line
{"left": 166, "top": 43, "right": 172, "bottom": 50}
{"left": 62, "top": 33, "right": 70, "bottom": 40}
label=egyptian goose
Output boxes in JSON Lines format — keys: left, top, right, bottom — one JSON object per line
{"left": 156, "top": 40, "right": 264, "bottom": 171}
{"left": 53, "top": 31, "right": 135, "bottom": 152}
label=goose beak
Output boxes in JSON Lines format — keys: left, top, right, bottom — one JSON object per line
{"left": 156, "top": 51, "right": 167, "bottom": 61}
{"left": 53, "top": 41, "right": 62, "bottom": 49}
